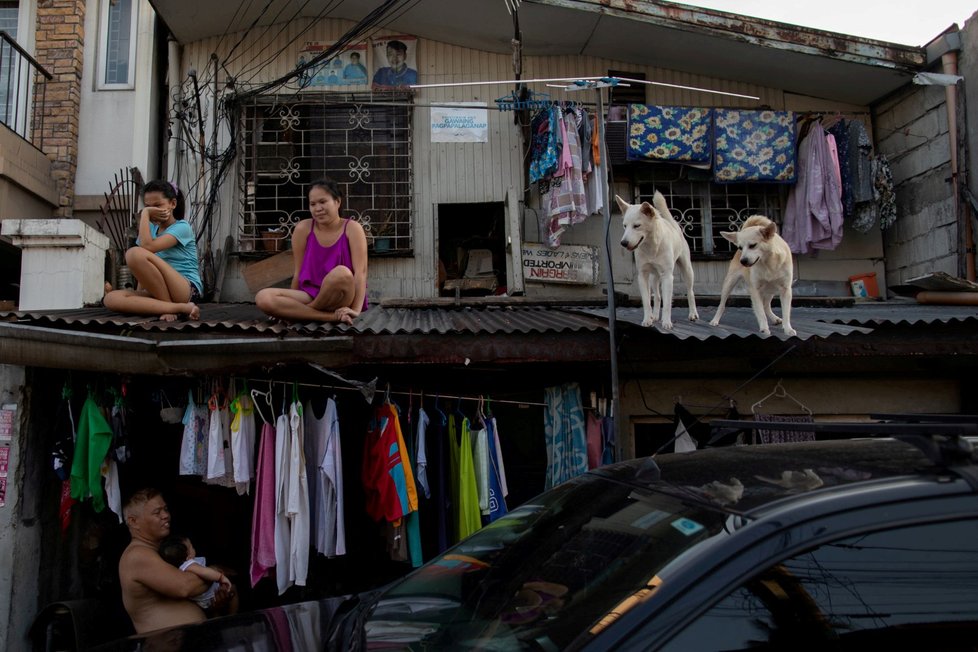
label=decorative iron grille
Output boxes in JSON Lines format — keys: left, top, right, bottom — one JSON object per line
{"left": 635, "top": 164, "right": 785, "bottom": 257}
{"left": 239, "top": 92, "right": 413, "bottom": 255}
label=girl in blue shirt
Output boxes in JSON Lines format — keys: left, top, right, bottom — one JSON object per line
{"left": 103, "top": 180, "right": 202, "bottom": 321}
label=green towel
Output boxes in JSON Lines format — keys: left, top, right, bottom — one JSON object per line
{"left": 69, "top": 397, "right": 114, "bottom": 512}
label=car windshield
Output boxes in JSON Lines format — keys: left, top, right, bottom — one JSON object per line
{"left": 363, "top": 473, "right": 729, "bottom": 650}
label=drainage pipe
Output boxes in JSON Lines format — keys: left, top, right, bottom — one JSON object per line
{"left": 942, "top": 49, "right": 976, "bottom": 281}
{"left": 166, "top": 36, "right": 182, "bottom": 182}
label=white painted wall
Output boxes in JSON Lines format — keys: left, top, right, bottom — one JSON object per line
{"left": 177, "top": 18, "right": 886, "bottom": 302}
{"left": 0, "top": 365, "right": 38, "bottom": 652}
{"left": 76, "top": 0, "right": 159, "bottom": 197}
{"left": 875, "top": 78, "right": 956, "bottom": 286}
{"left": 619, "top": 375, "right": 960, "bottom": 459}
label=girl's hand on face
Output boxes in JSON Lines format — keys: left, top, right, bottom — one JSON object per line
{"left": 144, "top": 206, "right": 171, "bottom": 223}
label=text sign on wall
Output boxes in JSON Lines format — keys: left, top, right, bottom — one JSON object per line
{"left": 522, "top": 242, "right": 599, "bottom": 285}
{"left": 430, "top": 102, "right": 489, "bottom": 143}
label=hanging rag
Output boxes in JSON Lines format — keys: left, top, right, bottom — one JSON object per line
{"left": 673, "top": 404, "right": 698, "bottom": 454}
{"left": 783, "top": 121, "right": 844, "bottom": 254}
{"left": 543, "top": 383, "right": 589, "bottom": 489}
{"left": 453, "top": 414, "right": 482, "bottom": 541}
{"left": 713, "top": 109, "right": 797, "bottom": 183}
{"left": 754, "top": 413, "right": 816, "bottom": 444}
{"left": 484, "top": 416, "right": 508, "bottom": 523}
{"left": 69, "top": 396, "right": 115, "bottom": 513}
{"left": 874, "top": 154, "right": 897, "bottom": 230}
{"left": 251, "top": 421, "right": 277, "bottom": 587}
{"left": 627, "top": 104, "right": 713, "bottom": 165}
{"left": 827, "top": 119, "right": 854, "bottom": 220}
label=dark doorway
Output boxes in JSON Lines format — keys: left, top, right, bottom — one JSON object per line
{"left": 437, "top": 202, "right": 507, "bottom": 296}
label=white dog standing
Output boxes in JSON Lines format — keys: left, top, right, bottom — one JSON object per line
{"left": 617, "top": 192, "right": 699, "bottom": 330}
{"left": 710, "top": 215, "right": 796, "bottom": 336}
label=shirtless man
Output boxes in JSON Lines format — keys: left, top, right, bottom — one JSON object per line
{"left": 119, "top": 488, "right": 232, "bottom": 634}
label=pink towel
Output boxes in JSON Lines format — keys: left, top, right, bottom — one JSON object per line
{"left": 586, "top": 411, "right": 603, "bottom": 469}
{"left": 250, "top": 422, "right": 277, "bottom": 587}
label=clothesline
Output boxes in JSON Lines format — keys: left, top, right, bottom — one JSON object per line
{"left": 242, "top": 377, "right": 547, "bottom": 408}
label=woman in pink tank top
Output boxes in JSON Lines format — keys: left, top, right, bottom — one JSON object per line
{"left": 256, "top": 178, "right": 368, "bottom": 323}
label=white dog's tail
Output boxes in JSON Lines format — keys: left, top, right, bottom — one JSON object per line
{"left": 653, "top": 190, "right": 684, "bottom": 234}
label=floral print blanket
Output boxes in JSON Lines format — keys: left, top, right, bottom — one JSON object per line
{"left": 713, "top": 109, "right": 797, "bottom": 183}
{"left": 626, "top": 105, "right": 713, "bottom": 164}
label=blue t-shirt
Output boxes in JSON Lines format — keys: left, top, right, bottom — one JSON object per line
{"left": 372, "top": 66, "right": 417, "bottom": 88}
{"left": 139, "top": 221, "right": 202, "bottom": 293}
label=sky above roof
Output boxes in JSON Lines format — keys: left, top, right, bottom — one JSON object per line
{"left": 676, "top": 0, "right": 976, "bottom": 46}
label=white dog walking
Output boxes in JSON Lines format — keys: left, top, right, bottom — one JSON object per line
{"left": 710, "top": 215, "right": 796, "bottom": 336}
{"left": 617, "top": 192, "right": 699, "bottom": 330}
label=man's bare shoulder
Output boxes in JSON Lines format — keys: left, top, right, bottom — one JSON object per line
{"left": 120, "top": 543, "right": 161, "bottom": 572}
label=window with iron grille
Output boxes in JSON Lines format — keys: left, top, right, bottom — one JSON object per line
{"left": 240, "top": 92, "right": 413, "bottom": 255}
{"left": 634, "top": 164, "right": 785, "bottom": 258}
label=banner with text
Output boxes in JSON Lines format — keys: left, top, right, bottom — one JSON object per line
{"left": 522, "top": 242, "right": 599, "bottom": 285}
{"left": 430, "top": 102, "right": 489, "bottom": 143}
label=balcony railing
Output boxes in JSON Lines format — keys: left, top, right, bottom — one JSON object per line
{"left": 1, "top": 30, "right": 52, "bottom": 149}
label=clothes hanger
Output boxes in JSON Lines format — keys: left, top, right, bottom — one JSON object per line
{"left": 454, "top": 397, "right": 467, "bottom": 424}
{"left": 434, "top": 394, "right": 447, "bottom": 426}
{"left": 250, "top": 382, "right": 273, "bottom": 424}
{"left": 751, "top": 380, "right": 812, "bottom": 416}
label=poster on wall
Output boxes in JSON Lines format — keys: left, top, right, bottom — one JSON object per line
{"left": 0, "top": 403, "right": 14, "bottom": 442}
{"left": 371, "top": 35, "right": 418, "bottom": 89}
{"left": 522, "top": 242, "right": 599, "bottom": 285}
{"left": 296, "top": 41, "right": 370, "bottom": 90}
{"left": 430, "top": 102, "right": 489, "bottom": 143}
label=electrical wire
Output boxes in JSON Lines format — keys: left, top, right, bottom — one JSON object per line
{"left": 232, "top": 0, "right": 412, "bottom": 101}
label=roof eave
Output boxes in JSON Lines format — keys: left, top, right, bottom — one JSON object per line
{"left": 535, "top": 0, "right": 926, "bottom": 71}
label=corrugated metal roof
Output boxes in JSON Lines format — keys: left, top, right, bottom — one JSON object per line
{"left": 2, "top": 300, "right": 975, "bottom": 340}
{"left": 569, "top": 302, "right": 978, "bottom": 341}
{"left": 0, "top": 304, "right": 608, "bottom": 337}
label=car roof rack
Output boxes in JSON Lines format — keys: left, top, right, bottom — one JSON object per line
{"left": 708, "top": 416, "right": 978, "bottom": 489}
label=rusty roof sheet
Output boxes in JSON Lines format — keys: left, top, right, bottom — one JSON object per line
{"left": 569, "top": 302, "right": 978, "bottom": 341}
{"left": 2, "top": 300, "right": 975, "bottom": 341}
{"left": 0, "top": 303, "right": 608, "bottom": 337}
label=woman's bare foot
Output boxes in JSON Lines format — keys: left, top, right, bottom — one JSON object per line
{"left": 104, "top": 282, "right": 114, "bottom": 294}
{"left": 159, "top": 303, "right": 199, "bottom": 322}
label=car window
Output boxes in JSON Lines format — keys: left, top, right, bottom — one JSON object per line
{"left": 363, "top": 474, "right": 731, "bottom": 650}
{"left": 661, "top": 518, "right": 978, "bottom": 651}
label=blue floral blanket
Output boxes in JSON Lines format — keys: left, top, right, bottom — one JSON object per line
{"left": 627, "top": 105, "right": 713, "bottom": 164}
{"left": 713, "top": 109, "right": 797, "bottom": 183}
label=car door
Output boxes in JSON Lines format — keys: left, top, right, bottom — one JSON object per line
{"left": 608, "top": 492, "right": 978, "bottom": 651}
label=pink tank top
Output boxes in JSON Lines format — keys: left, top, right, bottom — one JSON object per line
{"left": 296, "top": 219, "right": 368, "bottom": 310}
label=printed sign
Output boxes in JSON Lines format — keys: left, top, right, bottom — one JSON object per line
{"left": 0, "top": 404, "right": 14, "bottom": 442}
{"left": 371, "top": 35, "right": 418, "bottom": 89}
{"left": 0, "top": 477, "right": 5, "bottom": 507}
{"left": 0, "top": 445, "right": 7, "bottom": 477}
{"left": 296, "top": 41, "right": 370, "bottom": 90}
{"left": 430, "top": 102, "right": 488, "bottom": 143}
{"left": 522, "top": 242, "right": 599, "bottom": 285}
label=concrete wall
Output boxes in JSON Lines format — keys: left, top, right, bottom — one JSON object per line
{"left": 75, "top": 0, "right": 160, "bottom": 201}
{"left": 617, "top": 375, "right": 960, "bottom": 459}
{"left": 874, "top": 69, "right": 956, "bottom": 286}
{"left": 961, "top": 11, "right": 978, "bottom": 271}
{"left": 177, "top": 17, "right": 885, "bottom": 303}
{"left": 0, "top": 365, "right": 40, "bottom": 652}
{"left": 0, "top": 125, "right": 59, "bottom": 220}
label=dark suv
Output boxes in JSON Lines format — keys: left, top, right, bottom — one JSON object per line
{"left": 95, "top": 421, "right": 978, "bottom": 651}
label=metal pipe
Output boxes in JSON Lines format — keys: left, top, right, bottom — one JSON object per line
{"left": 942, "top": 50, "right": 975, "bottom": 281}
{"left": 166, "top": 36, "right": 181, "bottom": 182}
{"left": 596, "top": 87, "right": 623, "bottom": 460}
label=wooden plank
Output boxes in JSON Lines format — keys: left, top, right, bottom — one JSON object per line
{"left": 242, "top": 251, "right": 294, "bottom": 293}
